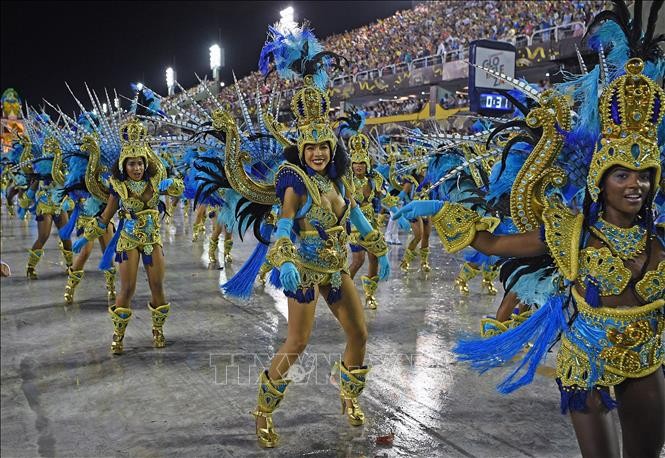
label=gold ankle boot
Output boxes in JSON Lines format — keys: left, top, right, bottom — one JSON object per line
{"left": 481, "top": 266, "right": 499, "bottom": 295}
{"left": 252, "top": 370, "right": 290, "bottom": 448}
{"left": 192, "top": 222, "right": 205, "bottom": 242}
{"left": 223, "top": 238, "right": 233, "bottom": 264}
{"left": 26, "top": 249, "right": 44, "bottom": 279}
{"left": 208, "top": 237, "right": 219, "bottom": 264}
{"left": 455, "top": 262, "right": 480, "bottom": 295}
{"left": 400, "top": 248, "right": 416, "bottom": 272}
{"left": 60, "top": 245, "right": 74, "bottom": 269}
{"left": 420, "top": 247, "right": 431, "bottom": 272}
{"left": 148, "top": 303, "right": 170, "bottom": 348}
{"left": 104, "top": 268, "right": 117, "bottom": 301}
{"left": 334, "top": 361, "right": 369, "bottom": 426}
{"left": 64, "top": 269, "right": 84, "bottom": 304}
{"left": 361, "top": 275, "right": 379, "bottom": 310}
{"left": 109, "top": 306, "right": 132, "bottom": 355}
{"left": 258, "top": 262, "right": 272, "bottom": 285}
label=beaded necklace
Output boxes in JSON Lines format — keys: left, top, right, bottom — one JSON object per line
{"left": 591, "top": 217, "right": 646, "bottom": 260}
{"left": 126, "top": 179, "right": 148, "bottom": 196}
{"left": 311, "top": 173, "right": 334, "bottom": 194}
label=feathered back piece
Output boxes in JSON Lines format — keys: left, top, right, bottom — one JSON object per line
{"left": 258, "top": 23, "right": 346, "bottom": 90}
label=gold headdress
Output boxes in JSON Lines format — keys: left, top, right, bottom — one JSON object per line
{"left": 118, "top": 118, "right": 151, "bottom": 172}
{"left": 292, "top": 75, "right": 337, "bottom": 158}
{"left": 349, "top": 132, "right": 371, "bottom": 169}
{"left": 587, "top": 58, "right": 664, "bottom": 201}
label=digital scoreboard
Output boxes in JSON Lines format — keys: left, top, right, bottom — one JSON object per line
{"left": 468, "top": 40, "right": 516, "bottom": 115}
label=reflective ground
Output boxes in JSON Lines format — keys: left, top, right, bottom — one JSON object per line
{"left": 1, "top": 208, "right": 602, "bottom": 457}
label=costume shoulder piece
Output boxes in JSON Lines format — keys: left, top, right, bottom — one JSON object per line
{"left": 542, "top": 197, "right": 583, "bottom": 281}
{"left": 108, "top": 177, "right": 128, "bottom": 201}
{"left": 275, "top": 162, "right": 321, "bottom": 206}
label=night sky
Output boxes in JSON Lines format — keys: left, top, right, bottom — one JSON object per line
{"left": 1, "top": 0, "right": 411, "bottom": 113}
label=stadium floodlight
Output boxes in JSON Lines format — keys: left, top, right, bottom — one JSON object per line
{"left": 166, "top": 67, "right": 175, "bottom": 96}
{"left": 102, "top": 103, "right": 108, "bottom": 114}
{"left": 210, "top": 44, "right": 223, "bottom": 81}
{"left": 114, "top": 97, "right": 120, "bottom": 109}
{"left": 136, "top": 82, "right": 144, "bottom": 91}
{"left": 277, "top": 6, "right": 297, "bottom": 33}
{"left": 220, "top": 82, "right": 225, "bottom": 88}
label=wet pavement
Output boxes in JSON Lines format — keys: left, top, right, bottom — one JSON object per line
{"left": 1, "top": 208, "right": 601, "bottom": 457}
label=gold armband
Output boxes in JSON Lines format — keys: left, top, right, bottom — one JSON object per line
{"left": 266, "top": 237, "right": 298, "bottom": 268}
{"left": 357, "top": 229, "right": 389, "bottom": 257}
{"left": 165, "top": 178, "right": 184, "bottom": 197}
{"left": 83, "top": 217, "right": 107, "bottom": 241}
{"left": 381, "top": 195, "right": 399, "bottom": 208}
{"left": 431, "top": 202, "right": 499, "bottom": 253}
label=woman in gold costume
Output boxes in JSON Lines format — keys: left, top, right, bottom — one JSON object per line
{"left": 74, "top": 119, "right": 183, "bottom": 355}
{"left": 396, "top": 51, "right": 665, "bottom": 457}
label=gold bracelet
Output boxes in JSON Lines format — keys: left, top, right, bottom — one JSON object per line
{"left": 266, "top": 237, "right": 298, "bottom": 267}
{"left": 431, "top": 202, "right": 499, "bottom": 253}
{"left": 83, "top": 217, "right": 107, "bottom": 241}
{"left": 357, "top": 229, "right": 389, "bottom": 257}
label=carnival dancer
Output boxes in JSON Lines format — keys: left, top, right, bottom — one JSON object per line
{"left": 394, "top": 3, "right": 665, "bottom": 454}
{"left": 398, "top": 146, "right": 432, "bottom": 273}
{"left": 339, "top": 112, "right": 389, "bottom": 309}
{"left": 213, "top": 24, "right": 390, "bottom": 447}
{"left": 73, "top": 118, "right": 183, "bottom": 354}
{"left": 54, "top": 112, "right": 118, "bottom": 304}
{"left": 20, "top": 113, "right": 75, "bottom": 279}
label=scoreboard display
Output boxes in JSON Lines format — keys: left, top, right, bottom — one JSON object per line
{"left": 468, "top": 40, "right": 516, "bottom": 115}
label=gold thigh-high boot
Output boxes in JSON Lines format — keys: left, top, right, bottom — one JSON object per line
{"left": 420, "top": 247, "right": 431, "bottom": 272}
{"left": 148, "top": 303, "right": 170, "bottom": 348}
{"left": 455, "top": 262, "right": 480, "bottom": 295}
{"left": 26, "top": 248, "right": 44, "bottom": 279}
{"left": 104, "top": 267, "right": 117, "bottom": 301}
{"left": 361, "top": 275, "right": 379, "bottom": 310}
{"left": 60, "top": 244, "right": 73, "bottom": 269}
{"left": 108, "top": 306, "right": 132, "bottom": 355}
{"left": 208, "top": 237, "right": 219, "bottom": 264}
{"left": 481, "top": 265, "right": 499, "bottom": 295}
{"left": 64, "top": 269, "right": 84, "bottom": 304}
{"left": 252, "top": 370, "right": 291, "bottom": 448}
{"left": 334, "top": 361, "right": 369, "bottom": 426}
{"left": 223, "top": 238, "right": 233, "bottom": 264}
{"left": 399, "top": 247, "right": 416, "bottom": 272}
{"left": 192, "top": 222, "right": 205, "bottom": 242}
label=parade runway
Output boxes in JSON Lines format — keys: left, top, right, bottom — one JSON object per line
{"left": 1, "top": 209, "right": 601, "bottom": 457}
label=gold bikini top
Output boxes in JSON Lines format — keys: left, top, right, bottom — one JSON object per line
{"left": 109, "top": 176, "right": 161, "bottom": 213}
{"left": 542, "top": 198, "right": 665, "bottom": 302}
{"left": 352, "top": 174, "right": 383, "bottom": 206}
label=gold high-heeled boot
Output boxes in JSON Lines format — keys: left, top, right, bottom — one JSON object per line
{"left": 481, "top": 265, "right": 499, "bottom": 295}
{"left": 361, "top": 275, "right": 379, "bottom": 310}
{"left": 400, "top": 247, "right": 416, "bottom": 272}
{"left": 208, "top": 237, "right": 219, "bottom": 264}
{"left": 455, "top": 262, "right": 480, "bottom": 295}
{"left": 223, "top": 238, "right": 233, "bottom": 264}
{"left": 26, "top": 248, "right": 44, "bottom": 279}
{"left": 258, "top": 262, "right": 272, "bottom": 285}
{"left": 334, "top": 361, "right": 369, "bottom": 426}
{"left": 104, "top": 267, "right": 117, "bottom": 301}
{"left": 60, "top": 245, "right": 74, "bottom": 269}
{"left": 252, "top": 370, "right": 290, "bottom": 448}
{"left": 148, "top": 302, "right": 170, "bottom": 348}
{"left": 109, "top": 306, "right": 132, "bottom": 355}
{"left": 64, "top": 269, "right": 84, "bottom": 304}
{"left": 420, "top": 247, "right": 431, "bottom": 272}
{"left": 192, "top": 222, "right": 205, "bottom": 242}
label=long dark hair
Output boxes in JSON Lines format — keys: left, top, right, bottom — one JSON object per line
{"left": 283, "top": 140, "right": 350, "bottom": 180}
{"left": 111, "top": 156, "right": 158, "bottom": 181}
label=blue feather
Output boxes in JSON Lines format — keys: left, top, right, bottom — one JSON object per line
{"left": 58, "top": 204, "right": 80, "bottom": 240}
{"left": 99, "top": 219, "right": 123, "bottom": 270}
{"left": 455, "top": 294, "right": 567, "bottom": 394}
{"left": 222, "top": 223, "right": 275, "bottom": 299}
